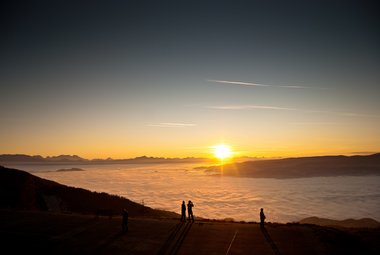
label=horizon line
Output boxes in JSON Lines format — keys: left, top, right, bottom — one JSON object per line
{"left": 1, "top": 152, "right": 379, "bottom": 161}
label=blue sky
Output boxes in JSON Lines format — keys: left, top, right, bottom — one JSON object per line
{"left": 1, "top": 0, "right": 379, "bottom": 158}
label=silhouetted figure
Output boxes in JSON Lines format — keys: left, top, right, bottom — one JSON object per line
{"left": 122, "top": 208, "right": 129, "bottom": 233}
{"left": 260, "top": 208, "right": 266, "bottom": 227}
{"left": 181, "top": 201, "right": 186, "bottom": 222}
{"left": 187, "top": 200, "right": 194, "bottom": 222}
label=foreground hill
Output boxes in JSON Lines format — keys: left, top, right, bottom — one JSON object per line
{"left": 206, "top": 153, "right": 380, "bottom": 178}
{"left": 0, "top": 166, "right": 178, "bottom": 218}
{"left": 1, "top": 166, "right": 379, "bottom": 254}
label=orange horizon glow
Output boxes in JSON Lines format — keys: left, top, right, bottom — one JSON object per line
{"left": 1, "top": 143, "right": 378, "bottom": 161}
{"left": 2, "top": 115, "right": 379, "bottom": 160}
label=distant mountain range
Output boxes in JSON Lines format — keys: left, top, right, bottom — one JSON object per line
{"left": 0, "top": 154, "right": 212, "bottom": 164}
{"left": 299, "top": 216, "right": 380, "bottom": 229}
{"left": 2, "top": 153, "right": 380, "bottom": 178}
{"left": 0, "top": 166, "right": 178, "bottom": 218}
{"left": 206, "top": 153, "right": 380, "bottom": 178}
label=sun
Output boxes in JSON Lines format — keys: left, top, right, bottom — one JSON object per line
{"left": 212, "top": 144, "right": 233, "bottom": 160}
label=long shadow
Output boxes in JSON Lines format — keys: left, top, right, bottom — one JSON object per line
{"left": 157, "top": 222, "right": 185, "bottom": 255}
{"left": 260, "top": 226, "right": 281, "bottom": 255}
{"left": 50, "top": 218, "right": 100, "bottom": 241}
{"left": 170, "top": 221, "right": 193, "bottom": 255}
{"left": 94, "top": 232, "right": 124, "bottom": 255}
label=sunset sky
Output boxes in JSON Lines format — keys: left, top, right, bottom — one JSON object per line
{"left": 1, "top": 0, "right": 379, "bottom": 159}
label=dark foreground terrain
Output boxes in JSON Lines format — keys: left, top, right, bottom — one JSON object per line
{"left": 1, "top": 166, "right": 379, "bottom": 254}
{"left": 1, "top": 209, "right": 379, "bottom": 255}
{"left": 0, "top": 166, "right": 177, "bottom": 218}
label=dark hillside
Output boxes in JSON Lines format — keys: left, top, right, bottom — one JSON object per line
{"left": 0, "top": 166, "right": 178, "bottom": 218}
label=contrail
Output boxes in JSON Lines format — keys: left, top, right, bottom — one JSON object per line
{"left": 208, "top": 79, "right": 311, "bottom": 89}
{"left": 206, "top": 104, "right": 378, "bottom": 118}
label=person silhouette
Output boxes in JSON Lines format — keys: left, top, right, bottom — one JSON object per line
{"left": 122, "top": 208, "right": 129, "bottom": 233}
{"left": 181, "top": 201, "right": 186, "bottom": 222}
{"left": 187, "top": 200, "right": 194, "bottom": 222}
{"left": 260, "top": 208, "right": 266, "bottom": 227}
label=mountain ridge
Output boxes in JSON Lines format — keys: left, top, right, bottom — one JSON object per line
{"left": 0, "top": 153, "right": 212, "bottom": 164}
{"left": 206, "top": 153, "right": 380, "bottom": 178}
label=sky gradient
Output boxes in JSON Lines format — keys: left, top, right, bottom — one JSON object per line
{"left": 1, "top": 0, "right": 379, "bottom": 159}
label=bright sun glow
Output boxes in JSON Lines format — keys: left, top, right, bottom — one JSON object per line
{"left": 212, "top": 144, "right": 232, "bottom": 160}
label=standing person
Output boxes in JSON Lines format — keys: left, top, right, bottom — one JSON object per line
{"left": 122, "top": 208, "right": 129, "bottom": 233}
{"left": 187, "top": 200, "right": 194, "bottom": 222}
{"left": 260, "top": 208, "right": 266, "bottom": 227}
{"left": 181, "top": 201, "right": 186, "bottom": 222}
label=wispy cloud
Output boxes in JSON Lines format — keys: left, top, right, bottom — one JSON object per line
{"left": 291, "top": 122, "right": 338, "bottom": 125}
{"left": 206, "top": 104, "right": 378, "bottom": 118}
{"left": 147, "top": 122, "right": 197, "bottom": 128}
{"left": 207, "top": 105, "right": 296, "bottom": 111}
{"left": 319, "top": 111, "right": 378, "bottom": 118}
{"left": 208, "top": 79, "right": 312, "bottom": 89}
{"left": 338, "top": 112, "right": 377, "bottom": 118}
